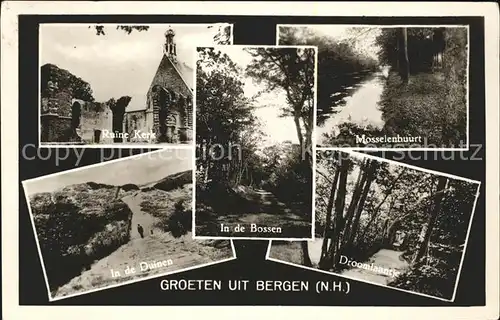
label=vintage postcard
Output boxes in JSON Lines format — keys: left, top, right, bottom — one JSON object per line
{"left": 22, "top": 149, "right": 236, "bottom": 301}
{"left": 277, "top": 24, "right": 469, "bottom": 150}
{"left": 39, "top": 23, "right": 233, "bottom": 147}
{"left": 267, "top": 150, "right": 480, "bottom": 302}
{"left": 193, "top": 45, "right": 317, "bottom": 240}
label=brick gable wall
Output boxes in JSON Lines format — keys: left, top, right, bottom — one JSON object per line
{"left": 147, "top": 55, "right": 192, "bottom": 99}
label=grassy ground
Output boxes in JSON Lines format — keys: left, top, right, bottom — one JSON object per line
{"left": 268, "top": 238, "right": 325, "bottom": 268}
{"left": 268, "top": 241, "right": 305, "bottom": 265}
{"left": 380, "top": 71, "right": 467, "bottom": 147}
{"left": 30, "top": 184, "right": 135, "bottom": 291}
{"left": 139, "top": 185, "right": 192, "bottom": 235}
{"left": 195, "top": 187, "right": 312, "bottom": 238}
{"left": 140, "top": 185, "right": 192, "bottom": 220}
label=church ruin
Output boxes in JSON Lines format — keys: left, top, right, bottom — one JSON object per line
{"left": 40, "top": 27, "right": 193, "bottom": 145}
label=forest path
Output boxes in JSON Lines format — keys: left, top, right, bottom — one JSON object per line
{"left": 339, "top": 249, "right": 409, "bottom": 285}
{"left": 199, "top": 187, "right": 311, "bottom": 238}
{"left": 307, "top": 238, "right": 409, "bottom": 285}
{"left": 122, "top": 192, "right": 162, "bottom": 239}
{"left": 232, "top": 189, "right": 304, "bottom": 224}
{"left": 317, "top": 71, "right": 386, "bottom": 146}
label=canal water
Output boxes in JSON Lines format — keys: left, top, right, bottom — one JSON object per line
{"left": 317, "top": 71, "right": 387, "bottom": 146}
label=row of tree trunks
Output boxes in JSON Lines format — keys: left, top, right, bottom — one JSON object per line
{"left": 345, "top": 161, "right": 378, "bottom": 249}
{"left": 320, "top": 169, "right": 340, "bottom": 261}
{"left": 413, "top": 176, "right": 449, "bottom": 263}
{"left": 397, "top": 28, "right": 448, "bottom": 82}
{"left": 382, "top": 181, "right": 452, "bottom": 248}
{"left": 359, "top": 167, "right": 407, "bottom": 241}
{"left": 341, "top": 160, "right": 368, "bottom": 246}
{"left": 318, "top": 155, "right": 350, "bottom": 270}
{"left": 313, "top": 151, "right": 451, "bottom": 272}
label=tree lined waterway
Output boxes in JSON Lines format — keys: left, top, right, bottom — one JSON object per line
{"left": 317, "top": 71, "right": 387, "bottom": 146}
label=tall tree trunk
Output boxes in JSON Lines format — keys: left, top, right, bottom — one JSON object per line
{"left": 245, "top": 164, "right": 249, "bottom": 182}
{"left": 236, "top": 160, "right": 242, "bottom": 185}
{"left": 301, "top": 116, "right": 313, "bottom": 167}
{"left": 301, "top": 241, "right": 313, "bottom": 267}
{"left": 373, "top": 199, "right": 396, "bottom": 240}
{"left": 203, "top": 163, "right": 210, "bottom": 184}
{"left": 319, "top": 168, "right": 340, "bottom": 265}
{"left": 294, "top": 110, "right": 313, "bottom": 266}
{"left": 342, "top": 160, "right": 369, "bottom": 245}
{"left": 293, "top": 115, "right": 304, "bottom": 150}
{"left": 385, "top": 221, "right": 401, "bottom": 247}
{"left": 346, "top": 162, "right": 377, "bottom": 248}
{"left": 413, "top": 176, "right": 448, "bottom": 263}
{"left": 202, "top": 139, "right": 212, "bottom": 184}
{"left": 359, "top": 168, "right": 407, "bottom": 240}
{"left": 322, "top": 157, "right": 350, "bottom": 270}
{"left": 396, "top": 45, "right": 400, "bottom": 71}
{"left": 381, "top": 218, "right": 390, "bottom": 241}
{"left": 398, "top": 27, "right": 410, "bottom": 84}
{"left": 381, "top": 184, "right": 452, "bottom": 248}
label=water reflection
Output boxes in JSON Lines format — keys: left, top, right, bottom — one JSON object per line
{"left": 317, "top": 71, "right": 372, "bottom": 125}
{"left": 317, "top": 71, "right": 386, "bottom": 146}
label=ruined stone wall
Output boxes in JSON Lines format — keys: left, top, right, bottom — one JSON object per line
{"left": 146, "top": 110, "right": 154, "bottom": 135}
{"left": 40, "top": 114, "right": 72, "bottom": 143}
{"left": 41, "top": 63, "right": 94, "bottom": 143}
{"left": 41, "top": 91, "right": 73, "bottom": 117}
{"left": 124, "top": 111, "right": 152, "bottom": 143}
{"left": 41, "top": 63, "right": 92, "bottom": 117}
{"left": 40, "top": 89, "right": 74, "bottom": 143}
{"left": 79, "top": 102, "right": 113, "bottom": 144}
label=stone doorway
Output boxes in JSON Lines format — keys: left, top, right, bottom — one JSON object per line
{"left": 71, "top": 101, "right": 81, "bottom": 135}
{"left": 94, "top": 129, "right": 101, "bottom": 143}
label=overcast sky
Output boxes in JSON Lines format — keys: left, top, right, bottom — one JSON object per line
{"left": 40, "top": 23, "right": 231, "bottom": 110}
{"left": 24, "top": 149, "right": 192, "bottom": 195}
{"left": 203, "top": 46, "right": 303, "bottom": 145}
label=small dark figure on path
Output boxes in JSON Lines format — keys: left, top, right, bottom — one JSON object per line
{"left": 137, "top": 224, "right": 144, "bottom": 238}
{"left": 150, "top": 229, "right": 154, "bottom": 235}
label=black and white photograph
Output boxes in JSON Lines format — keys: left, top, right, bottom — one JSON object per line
{"left": 22, "top": 149, "right": 236, "bottom": 301}
{"left": 39, "top": 23, "right": 232, "bottom": 147}
{"left": 278, "top": 25, "right": 469, "bottom": 149}
{"left": 268, "top": 151, "right": 480, "bottom": 301}
{"left": 194, "top": 45, "right": 317, "bottom": 239}
{"left": 3, "top": 0, "right": 497, "bottom": 317}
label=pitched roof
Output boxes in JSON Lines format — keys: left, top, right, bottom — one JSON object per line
{"left": 144, "top": 54, "right": 193, "bottom": 101}
{"left": 125, "top": 55, "right": 193, "bottom": 113}
{"left": 172, "top": 59, "right": 194, "bottom": 91}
